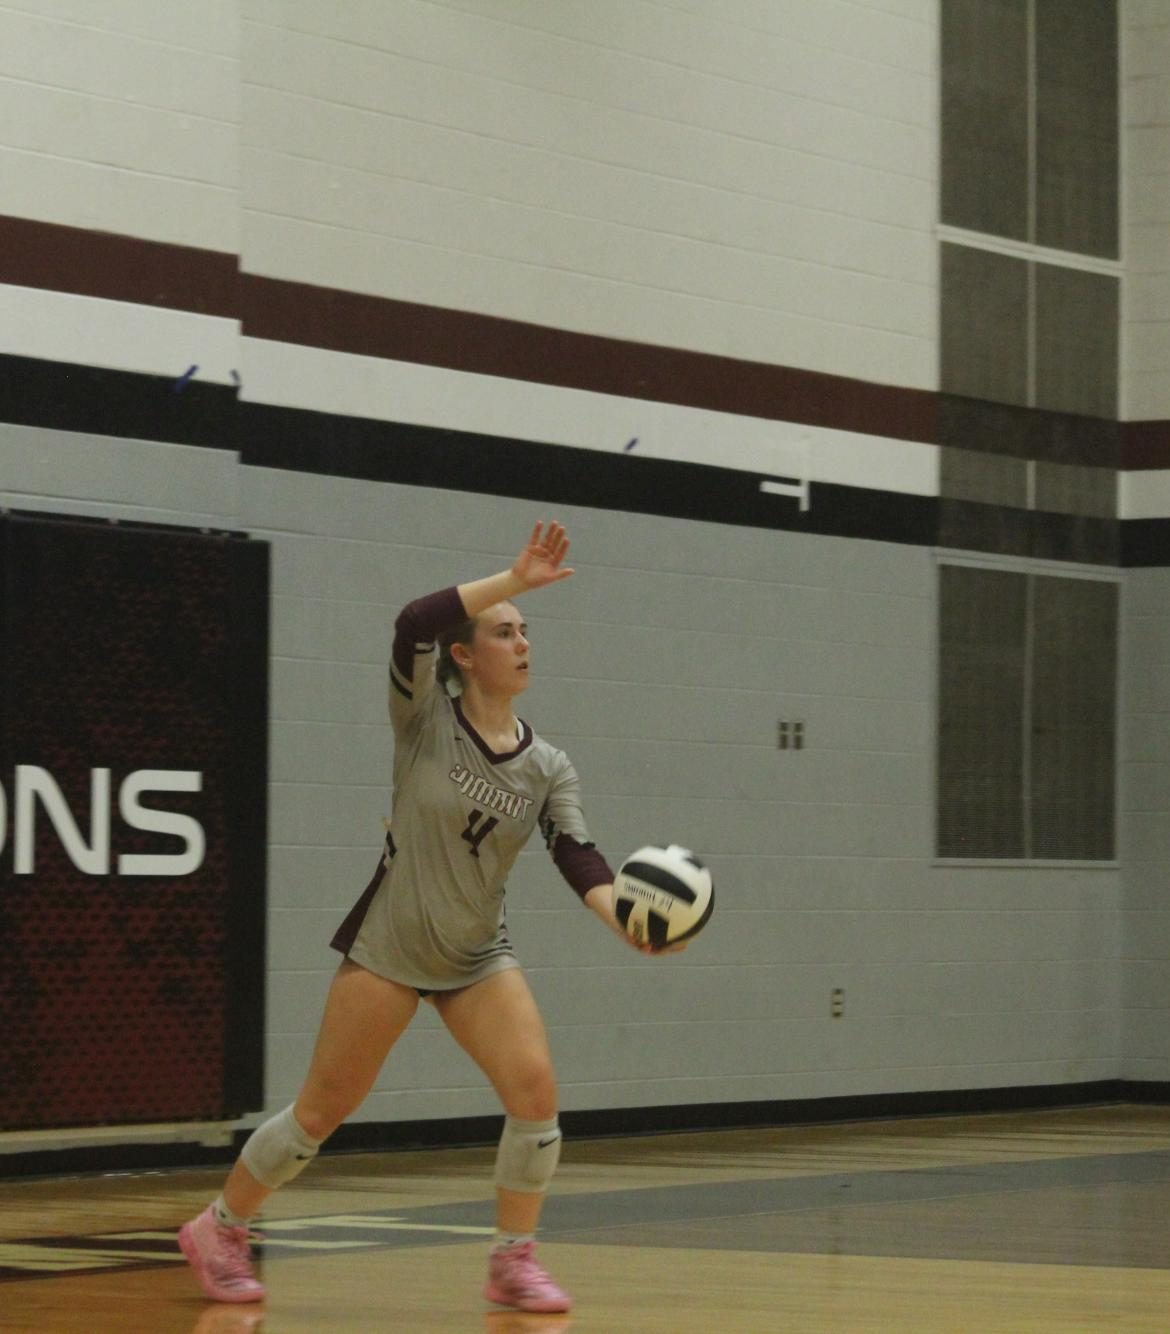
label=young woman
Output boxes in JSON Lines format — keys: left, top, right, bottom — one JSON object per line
{"left": 180, "top": 520, "right": 670, "bottom": 1314}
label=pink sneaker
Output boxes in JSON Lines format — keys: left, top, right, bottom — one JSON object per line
{"left": 484, "top": 1241, "right": 572, "bottom": 1313}
{"left": 179, "top": 1204, "right": 266, "bottom": 1304}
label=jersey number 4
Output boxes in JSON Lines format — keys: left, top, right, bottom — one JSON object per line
{"left": 461, "top": 809, "right": 499, "bottom": 858}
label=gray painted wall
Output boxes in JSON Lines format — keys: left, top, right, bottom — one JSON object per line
{"left": 1, "top": 425, "right": 1124, "bottom": 1128}
{"left": 1122, "top": 567, "right": 1170, "bottom": 1081}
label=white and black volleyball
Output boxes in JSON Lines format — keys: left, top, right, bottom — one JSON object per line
{"left": 613, "top": 844, "right": 714, "bottom": 948}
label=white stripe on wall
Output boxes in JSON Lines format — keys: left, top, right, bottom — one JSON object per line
{"left": 240, "top": 336, "right": 939, "bottom": 498}
{"left": 0, "top": 285, "right": 239, "bottom": 386}
{"left": 1119, "top": 468, "right": 1170, "bottom": 520}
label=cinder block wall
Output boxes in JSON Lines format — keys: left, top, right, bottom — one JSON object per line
{"left": 1121, "top": 0, "right": 1170, "bottom": 1080}
{"left": 0, "top": 2, "right": 1157, "bottom": 1139}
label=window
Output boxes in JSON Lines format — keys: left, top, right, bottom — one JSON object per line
{"left": 937, "top": 561, "right": 1117, "bottom": 860}
{"left": 937, "top": 0, "right": 1120, "bottom": 561}
{"left": 941, "top": 0, "right": 1118, "bottom": 258}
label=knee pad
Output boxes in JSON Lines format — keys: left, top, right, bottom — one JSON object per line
{"left": 240, "top": 1105, "right": 323, "bottom": 1191}
{"left": 494, "top": 1115, "right": 562, "bottom": 1194}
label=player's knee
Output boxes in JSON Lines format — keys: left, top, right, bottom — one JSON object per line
{"left": 294, "top": 1069, "right": 372, "bottom": 1141}
{"left": 494, "top": 1114, "right": 562, "bottom": 1194}
{"left": 292, "top": 1098, "right": 346, "bottom": 1144}
{"left": 239, "top": 1104, "right": 324, "bottom": 1190}
{"left": 504, "top": 1062, "right": 558, "bottom": 1122}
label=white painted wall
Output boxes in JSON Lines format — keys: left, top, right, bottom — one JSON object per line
{"left": 1123, "top": 0, "right": 1170, "bottom": 421}
{"left": 239, "top": 0, "right": 937, "bottom": 389}
{"left": 0, "top": 286, "right": 239, "bottom": 385}
{"left": 2, "top": 0, "right": 942, "bottom": 491}
{"left": 0, "top": 0, "right": 239, "bottom": 250}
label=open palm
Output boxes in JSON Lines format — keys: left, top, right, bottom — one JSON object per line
{"left": 512, "top": 521, "right": 574, "bottom": 590}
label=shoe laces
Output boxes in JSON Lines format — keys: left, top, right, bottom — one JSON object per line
{"left": 500, "top": 1242, "right": 554, "bottom": 1292}
{"left": 212, "top": 1223, "right": 255, "bottom": 1279}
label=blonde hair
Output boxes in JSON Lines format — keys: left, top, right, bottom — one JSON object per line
{"left": 436, "top": 615, "right": 478, "bottom": 692}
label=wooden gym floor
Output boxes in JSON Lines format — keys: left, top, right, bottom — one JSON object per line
{"left": 1, "top": 1104, "right": 1169, "bottom": 1332}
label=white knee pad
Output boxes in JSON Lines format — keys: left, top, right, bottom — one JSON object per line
{"left": 494, "top": 1115, "right": 562, "bottom": 1194}
{"left": 240, "top": 1105, "right": 323, "bottom": 1191}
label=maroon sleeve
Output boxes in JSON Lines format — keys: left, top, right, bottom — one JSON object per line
{"left": 392, "top": 586, "right": 467, "bottom": 680}
{"left": 551, "top": 832, "right": 614, "bottom": 902}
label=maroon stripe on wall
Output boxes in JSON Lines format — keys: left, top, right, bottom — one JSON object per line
{"left": 1121, "top": 420, "right": 1170, "bottom": 470}
{"left": 239, "top": 273, "right": 938, "bottom": 444}
{"left": 0, "top": 213, "right": 238, "bottom": 319}
{"left": 5, "top": 213, "right": 1168, "bottom": 465}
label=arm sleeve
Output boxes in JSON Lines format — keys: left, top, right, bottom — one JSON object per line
{"left": 538, "top": 754, "right": 615, "bottom": 901}
{"left": 388, "top": 586, "right": 467, "bottom": 735}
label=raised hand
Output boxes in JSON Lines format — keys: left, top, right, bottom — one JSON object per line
{"left": 511, "top": 520, "right": 574, "bottom": 590}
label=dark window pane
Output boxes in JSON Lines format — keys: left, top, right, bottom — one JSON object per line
{"left": 941, "top": 243, "right": 1029, "bottom": 406}
{"left": 941, "top": 0, "right": 1030, "bottom": 238}
{"left": 1029, "top": 576, "right": 1117, "bottom": 859}
{"left": 938, "top": 395, "right": 1120, "bottom": 468}
{"left": 938, "top": 566, "right": 1028, "bottom": 857}
{"left": 941, "top": 446, "right": 1029, "bottom": 507}
{"left": 1034, "top": 264, "right": 1119, "bottom": 419}
{"left": 1033, "top": 461, "right": 1116, "bottom": 519}
{"left": 1034, "top": 0, "right": 1119, "bottom": 257}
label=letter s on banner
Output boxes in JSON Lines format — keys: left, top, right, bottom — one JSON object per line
{"left": 118, "top": 770, "right": 206, "bottom": 876}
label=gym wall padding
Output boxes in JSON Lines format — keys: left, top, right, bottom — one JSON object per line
{"left": 0, "top": 511, "right": 268, "bottom": 1129}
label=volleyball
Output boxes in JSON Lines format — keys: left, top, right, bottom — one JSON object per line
{"left": 613, "top": 844, "right": 714, "bottom": 947}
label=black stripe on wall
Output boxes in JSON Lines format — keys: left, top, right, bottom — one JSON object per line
{"left": 6, "top": 352, "right": 1169, "bottom": 565}
{"left": 0, "top": 354, "right": 237, "bottom": 449}
{"left": 939, "top": 498, "right": 1121, "bottom": 565}
{"left": 0, "top": 353, "right": 937, "bottom": 548}
{"left": 1122, "top": 520, "right": 1170, "bottom": 568}
{"left": 237, "top": 399, "right": 939, "bottom": 547}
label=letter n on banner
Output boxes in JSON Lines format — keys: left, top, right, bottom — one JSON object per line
{"left": 0, "top": 512, "right": 268, "bottom": 1129}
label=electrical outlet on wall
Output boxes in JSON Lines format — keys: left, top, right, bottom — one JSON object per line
{"left": 778, "top": 720, "right": 805, "bottom": 750}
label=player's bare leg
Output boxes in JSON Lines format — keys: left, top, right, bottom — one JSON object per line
{"left": 436, "top": 969, "right": 571, "bottom": 1312}
{"left": 181, "top": 961, "right": 419, "bottom": 1302}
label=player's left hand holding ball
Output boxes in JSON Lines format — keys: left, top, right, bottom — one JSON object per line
{"left": 586, "top": 882, "right": 687, "bottom": 953}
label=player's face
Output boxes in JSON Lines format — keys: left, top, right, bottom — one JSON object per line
{"left": 467, "top": 603, "right": 530, "bottom": 696}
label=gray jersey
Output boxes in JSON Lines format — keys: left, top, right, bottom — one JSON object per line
{"left": 331, "top": 590, "right": 603, "bottom": 991}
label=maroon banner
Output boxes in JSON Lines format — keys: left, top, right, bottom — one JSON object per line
{"left": 0, "top": 512, "right": 267, "bottom": 1129}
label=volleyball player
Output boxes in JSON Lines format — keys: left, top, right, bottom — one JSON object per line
{"left": 180, "top": 520, "right": 671, "bottom": 1314}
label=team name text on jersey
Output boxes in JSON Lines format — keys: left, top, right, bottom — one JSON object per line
{"left": 448, "top": 765, "right": 534, "bottom": 821}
